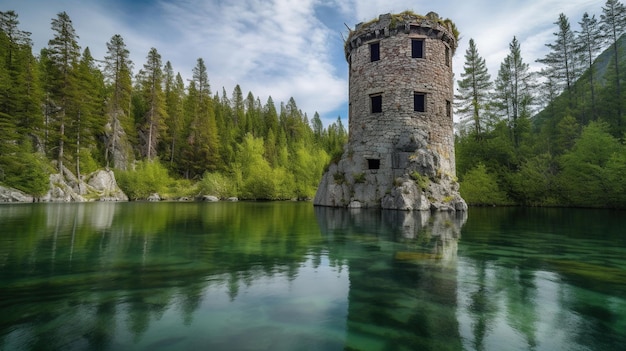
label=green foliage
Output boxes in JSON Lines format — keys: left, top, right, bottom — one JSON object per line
{"left": 197, "top": 172, "right": 236, "bottom": 198}
{"left": 0, "top": 150, "right": 50, "bottom": 196}
{"left": 508, "top": 153, "right": 558, "bottom": 206}
{"left": 557, "top": 122, "right": 623, "bottom": 207}
{"left": 333, "top": 172, "right": 345, "bottom": 185}
{"left": 410, "top": 171, "right": 429, "bottom": 191}
{"left": 115, "top": 160, "right": 174, "bottom": 200}
{"left": 460, "top": 163, "right": 510, "bottom": 206}
{"left": 353, "top": 172, "right": 366, "bottom": 183}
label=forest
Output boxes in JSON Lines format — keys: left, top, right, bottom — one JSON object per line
{"left": 1, "top": 1, "right": 625, "bottom": 207}
{"left": 0, "top": 9, "right": 347, "bottom": 200}
{"left": 455, "top": 0, "right": 626, "bottom": 208}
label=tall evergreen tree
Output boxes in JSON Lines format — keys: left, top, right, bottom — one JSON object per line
{"left": 71, "top": 47, "right": 104, "bottom": 180}
{"left": 537, "top": 14, "right": 578, "bottom": 107}
{"left": 162, "top": 61, "right": 184, "bottom": 166}
{"left": 455, "top": 38, "right": 493, "bottom": 138}
{"left": 137, "top": 47, "right": 166, "bottom": 160}
{"left": 103, "top": 34, "right": 133, "bottom": 169}
{"left": 231, "top": 84, "right": 245, "bottom": 136}
{"left": 0, "top": 10, "right": 42, "bottom": 147}
{"left": 494, "top": 37, "right": 535, "bottom": 148}
{"left": 577, "top": 12, "right": 603, "bottom": 121}
{"left": 180, "top": 58, "right": 219, "bottom": 178}
{"left": 600, "top": 0, "right": 626, "bottom": 123}
{"left": 46, "top": 11, "right": 81, "bottom": 174}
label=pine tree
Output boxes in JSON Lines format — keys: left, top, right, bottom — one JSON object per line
{"left": 231, "top": 84, "right": 245, "bottom": 137}
{"left": 47, "top": 11, "right": 81, "bottom": 175}
{"left": 600, "top": 0, "right": 626, "bottom": 123}
{"left": 577, "top": 12, "right": 603, "bottom": 121}
{"left": 0, "top": 10, "right": 43, "bottom": 148}
{"left": 537, "top": 14, "right": 578, "bottom": 108}
{"left": 71, "top": 47, "right": 104, "bottom": 180}
{"left": 103, "top": 34, "right": 133, "bottom": 169}
{"left": 455, "top": 38, "right": 492, "bottom": 138}
{"left": 494, "top": 37, "right": 535, "bottom": 148}
{"left": 162, "top": 61, "right": 184, "bottom": 166}
{"left": 180, "top": 58, "right": 219, "bottom": 178}
{"left": 137, "top": 47, "right": 166, "bottom": 160}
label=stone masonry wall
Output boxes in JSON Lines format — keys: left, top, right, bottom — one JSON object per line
{"left": 314, "top": 13, "right": 467, "bottom": 211}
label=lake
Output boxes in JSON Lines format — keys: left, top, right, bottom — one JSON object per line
{"left": 0, "top": 202, "right": 625, "bottom": 350}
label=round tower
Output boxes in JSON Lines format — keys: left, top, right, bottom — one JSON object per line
{"left": 314, "top": 11, "right": 467, "bottom": 211}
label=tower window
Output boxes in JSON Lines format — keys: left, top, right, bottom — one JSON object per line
{"left": 411, "top": 39, "right": 424, "bottom": 58}
{"left": 370, "top": 94, "right": 382, "bottom": 113}
{"left": 446, "top": 100, "right": 452, "bottom": 118}
{"left": 445, "top": 46, "right": 450, "bottom": 66}
{"left": 367, "top": 159, "right": 380, "bottom": 170}
{"left": 370, "top": 42, "right": 380, "bottom": 62}
{"left": 414, "top": 93, "right": 426, "bottom": 112}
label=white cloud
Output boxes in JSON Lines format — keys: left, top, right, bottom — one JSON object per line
{"left": 158, "top": 0, "right": 347, "bottom": 118}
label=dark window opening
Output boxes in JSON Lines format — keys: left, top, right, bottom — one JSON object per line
{"left": 414, "top": 93, "right": 426, "bottom": 112}
{"left": 371, "top": 94, "right": 382, "bottom": 113}
{"left": 446, "top": 100, "right": 452, "bottom": 118}
{"left": 367, "top": 159, "right": 380, "bottom": 170}
{"left": 370, "top": 42, "right": 380, "bottom": 62}
{"left": 411, "top": 39, "right": 424, "bottom": 58}
{"left": 445, "top": 46, "right": 450, "bottom": 66}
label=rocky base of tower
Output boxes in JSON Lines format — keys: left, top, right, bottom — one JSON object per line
{"left": 313, "top": 148, "right": 467, "bottom": 211}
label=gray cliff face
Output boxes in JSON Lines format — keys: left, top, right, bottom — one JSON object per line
{"left": 314, "top": 12, "right": 466, "bottom": 211}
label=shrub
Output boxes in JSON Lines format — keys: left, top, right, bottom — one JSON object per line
{"left": 115, "top": 160, "right": 173, "bottom": 200}
{"left": 460, "top": 163, "right": 510, "bottom": 206}
{"left": 198, "top": 172, "right": 236, "bottom": 198}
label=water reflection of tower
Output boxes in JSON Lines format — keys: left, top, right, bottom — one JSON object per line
{"left": 315, "top": 207, "right": 467, "bottom": 350}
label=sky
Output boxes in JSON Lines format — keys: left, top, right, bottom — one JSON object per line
{"left": 3, "top": 0, "right": 604, "bottom": 127}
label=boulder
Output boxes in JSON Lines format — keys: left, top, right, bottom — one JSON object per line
{"left": 87, "top": 169, "right": 129, "bottom": 201}
{"left": 147, "top": 193, "right": 161, "bottom": 202}
{"left": 201, "top": 195, "right": 219, "bottom": 202}
{"left": 0, "top": 185, "right": 33, "bottom": 203}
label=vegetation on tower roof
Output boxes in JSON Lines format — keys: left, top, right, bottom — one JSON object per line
{"left": 345, "top": 10, "right": 460, "bottom": 46}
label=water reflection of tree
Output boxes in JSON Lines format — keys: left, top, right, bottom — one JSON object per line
{"left": 0, "top": 202, "right": 328, "bottom": 348}
{"left": 458, "top": 207, "right": 626, "bottom": 351}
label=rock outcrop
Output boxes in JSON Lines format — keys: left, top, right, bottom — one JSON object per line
{"left": 1, "top": 168, "right": 128, "bottom": 203}
{"left": 0, "top": 186, "right": 34, "bottom": 203}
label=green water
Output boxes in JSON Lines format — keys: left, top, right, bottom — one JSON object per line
{"left": 0, "top": 203, "right": 624, "bottom": 350}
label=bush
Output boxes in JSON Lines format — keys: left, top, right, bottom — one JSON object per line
{"left": 198, "top": 172, "right": 236, "bottom": 198}
{"left": 460, "top": 163, "right": 510, "bottom": 206}
{"left": 115, "top": 160, "right": 173, "bottom": 200}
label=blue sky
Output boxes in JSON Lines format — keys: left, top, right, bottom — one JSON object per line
{"left": 3, "top": 0, "right": 602, "bottom": 127}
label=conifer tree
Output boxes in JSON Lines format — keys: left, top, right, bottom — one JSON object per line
{"left": 180, "top": 58, "right": 219, "bottom": 178}
{"left": 47, "top": 11, "right": 81, "bottom": 175}
{"left": 537, "top": 14, "right": 578, "bottom": 107}
{"left": 600, "top": 0, "right": 626, "bottom": 123}
{"left": 137, "top": 47, "right": 166, "bottom": 160}
{"left": 494, "top": 37, "right": 535, "bottom": 148}
{"left": 162, "top": 61, "right": 184, "bottom": 166}
{"left": 71, "top": 47, "right": 104, "bottom": 179}
{"left": 0, "top": 11, "right": 43, "bottom": 147}
{"left": 231, "top": 84, "right": 245, "bottom": 136}
{"left": 577, "top": 12, "right": 603, "bottom": 121}
{"left": 103, "top": 34, "right": 133, "bottom": 169}
{"left": 455, "top": 38, "right": 492, "bottom": 138}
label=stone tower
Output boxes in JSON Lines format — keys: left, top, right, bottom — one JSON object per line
{"left": 314, "top": 11, "right": 467, "bottom": 211}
